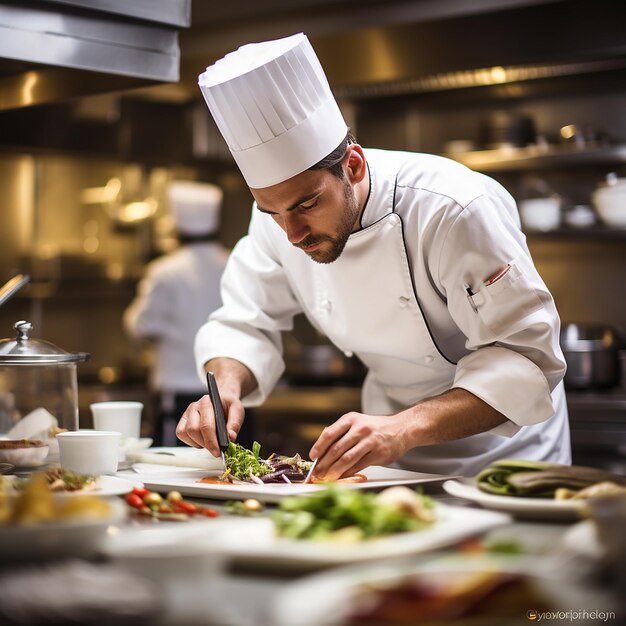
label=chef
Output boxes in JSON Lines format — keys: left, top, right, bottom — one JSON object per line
{"left": 177, "top": 33, "right": 571, "bottom": 478}
{"left": 125, "top": 180, "right": 229, "bottom": 445}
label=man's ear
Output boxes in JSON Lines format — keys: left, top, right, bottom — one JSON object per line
{"left": 345, "top": 144, "right": 367, "bottom": 184}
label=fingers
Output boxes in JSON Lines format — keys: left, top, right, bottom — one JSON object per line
{"left": 315, "top": 437, "right": 373, "bottom": 481}
{"left": 175, "top": 395, "right": 247, "bottom": 456}
{"left": 339, "top": 450, "right": 377, "bottom": 479}
{"left": 226, "top": 403, "right": 245, "bottom": 442}
{"left": 311, "top": 415, "right": 374, "bottom": 480}
{"left": 309, "top": 418, "right": 352, "bottom": 461}
{"left": 176, "top": 396, "right": 220, "bottom": 455}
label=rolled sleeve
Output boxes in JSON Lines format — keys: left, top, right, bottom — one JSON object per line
{"left": 453, "top": 345, "right": 555, "bottom": 432}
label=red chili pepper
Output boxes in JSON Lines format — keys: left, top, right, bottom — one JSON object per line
{"left": 132, "top": 487, "right": 150, "bottom": 498}
{"left": 125, "top": 493, "right": 144, "bottom": 509}
{"left": 172, "top": 501, "right": 198, "bottom": 514}
{"left": 202, "top": 507, "right": 219, "bottom": 518}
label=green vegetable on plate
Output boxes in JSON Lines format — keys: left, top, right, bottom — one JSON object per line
{"left": 272, "top": 486, "right": 436, "bottom": 541}
{"left": 476, "top": 459, "right": 626, "bottom": 498}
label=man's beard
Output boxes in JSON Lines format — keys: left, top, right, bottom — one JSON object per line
{"left": 298, "top": 179, "right": 360, "bottom": 264}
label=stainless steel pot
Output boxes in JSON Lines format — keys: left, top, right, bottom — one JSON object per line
{"left": 561, "top": 323, "right": 623, "bottom": 389}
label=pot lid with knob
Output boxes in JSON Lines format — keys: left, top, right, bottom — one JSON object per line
{"left": 0, "top": 321, "right": 90, "bottom": 365}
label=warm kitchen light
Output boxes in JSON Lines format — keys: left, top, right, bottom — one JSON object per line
{"left": 80, "top": 177, "right": 121, "bottom": 205}
{"left": 117, "top": 198, "right": 157, "bottom": 223}
{"left": 20, "top": 72, "right": 39, "bottom": 106}
{"left": 16, "top": 157, "right": 35, "bottom": 252}
{"left": 490, "top": 66, "right": 507, "bottom": 83}
{"left": 560, "top": 124, "right": 577, "bottom": 140}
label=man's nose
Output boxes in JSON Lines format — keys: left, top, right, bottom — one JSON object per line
{"left": 284, "top": 214, "right": 308, "bottom": 244}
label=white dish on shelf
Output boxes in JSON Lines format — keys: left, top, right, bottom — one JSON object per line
{"left": 443, "top": 479, "right": 588, "bottom": 521}
{"left": 212, "top": 503, "right": 510, "bottom": 571}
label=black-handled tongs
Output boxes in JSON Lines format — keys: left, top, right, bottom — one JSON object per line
{"left": 206, "top": 371, "right": 229, "bottom": 468}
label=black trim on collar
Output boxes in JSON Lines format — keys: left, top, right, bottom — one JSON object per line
{"left": 359, "top": 161, "right": 373, "bottom": 231}
{"left": 391, "top": 182, "right": 457, "bottom": 366}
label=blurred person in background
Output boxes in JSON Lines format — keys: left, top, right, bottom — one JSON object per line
{"left": 124, "top": 181, "right": 229, "bottom": 445}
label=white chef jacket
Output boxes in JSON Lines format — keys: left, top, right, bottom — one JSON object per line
{"left": 125, "top": 241, "right": 229, "bottom": 395}
{"left": 195, "top": 149, "right": 571, "bottom": 476}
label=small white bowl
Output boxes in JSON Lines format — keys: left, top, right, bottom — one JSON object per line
{"left": 57, "top": 430, "right": 121, "bottom": 476}
{"left": 0, "top": 440, "right": 50, "bottom": 468}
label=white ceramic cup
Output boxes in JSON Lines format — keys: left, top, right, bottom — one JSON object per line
{"left": 90, "top": 401, "right": 143, "bottom": 440}
{"left": 57, "top": 430, "right": 121, "bottom": 475}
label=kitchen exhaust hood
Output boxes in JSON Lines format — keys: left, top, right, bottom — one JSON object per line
{"left": 0, "top": 0, "right": 190, "bottom": 111}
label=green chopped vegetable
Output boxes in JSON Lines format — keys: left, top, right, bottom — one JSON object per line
{"left": 224, "top": 441, "right": 271, "bottom": 480}
{"left": 272, "top": 486, "right": 435, "bottom": 541}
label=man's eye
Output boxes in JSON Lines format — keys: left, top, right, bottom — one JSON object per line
{"left": 300, "top": 199, "right": 319, "bottom": 210}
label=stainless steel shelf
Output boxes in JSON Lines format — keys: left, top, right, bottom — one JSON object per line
{"left": 526, "top": 226, "right": 626, "bottom": 240}
{"left": 443, "top": 144, "right": 626, "bottom": 172}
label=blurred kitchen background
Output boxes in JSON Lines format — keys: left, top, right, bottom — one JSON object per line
{"left": 1, "top": 0, "right": 626, "bottom": 469}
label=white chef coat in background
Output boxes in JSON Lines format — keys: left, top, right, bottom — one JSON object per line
{"left": 195, "top": 149, "right": 571, "bottom": 476}
{"left": 125, "top": 241, "right": 229, "bottom": 397}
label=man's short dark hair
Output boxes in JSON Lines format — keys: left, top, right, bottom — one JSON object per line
{"left": 309, "top": 131, "right": 356, "bottom": 179}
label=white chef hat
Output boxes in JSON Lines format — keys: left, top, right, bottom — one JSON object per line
{"left": 198, "top": 33, "right": 348, "bottom": 189}
{"left": 167, "top": 180, "right": 223, "bottom": 236}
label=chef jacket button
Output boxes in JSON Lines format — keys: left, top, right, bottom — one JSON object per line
{"left": 321, "top": 299, "right": 332, "bottom": 312}
{"left": 423, "top": 355, "right": 434, "bottom": 364}
{"left": 398, "top": 296, "right": 410, "bottom": 308}
{"left": 344, "top": 351, "right": 354, "bottom": 358}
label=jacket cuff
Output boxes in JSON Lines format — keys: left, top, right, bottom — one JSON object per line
{"left": 453, "top": 345, "right": 554, "bottom": 429}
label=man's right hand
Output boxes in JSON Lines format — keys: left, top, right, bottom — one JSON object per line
{"left": 175, "top": 358, "right": 256, "bottom": 456}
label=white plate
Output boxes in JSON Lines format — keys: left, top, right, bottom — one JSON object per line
{"left": 213, "top": 503, "right": 510, "bottom": 570}
{"left": 138, "top": 466, "right": 458, "bottom": 503}
{"left": 443, "top": 479, "right": 588, "bottom": 521}
{"left": 0, "top": 498, "right": 127, "bottom": 561}
{"left": 71, "top": 475, "right": 139, "bottom": 498}
{"left": 4, "top": 474, "right": 138, "bottom": 498}
{"left": 270, "top": 552, "right": 614, "bottom": 626}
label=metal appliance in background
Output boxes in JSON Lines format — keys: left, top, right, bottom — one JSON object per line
{"left": 0, "top": 0, "right": 190, "bottom": 111}
{"left": 0, "top": 273, "right": 90, "bottom": 439}
{"left": 561, "top": 322, "right": 624, "bottom": 389}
